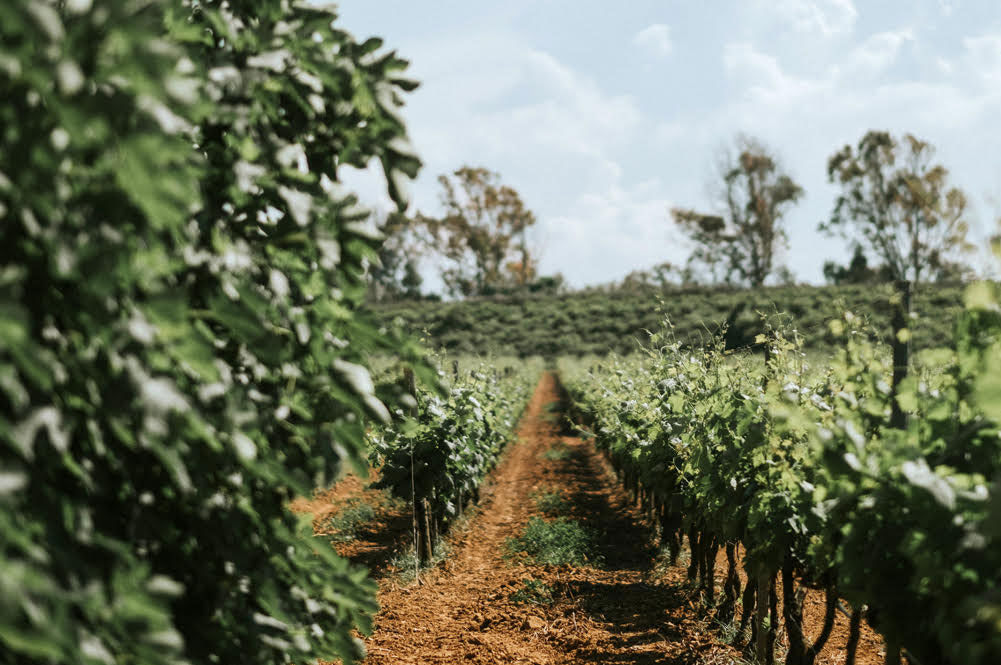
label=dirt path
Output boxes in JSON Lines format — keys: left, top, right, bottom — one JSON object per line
{"left": 359, "top": 372, "right": 737, "bottom": 664}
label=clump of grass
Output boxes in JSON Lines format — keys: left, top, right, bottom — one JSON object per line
{"left": 541, "top": 401, "right": 564, "bottom": 425}
{"left": 708, "top": 610, "right": 746, "bottom": 646}
{"left": 506, "top": 516, "right": 603, "bottom": 567}
{"left": 541, "top": 443, "right": 571, "bottom": 461}
{"left": 389, "top": 540, "right": 452, "bottom": 583}
{"left": 327, "top": 498, "right": 376, "bottom": 543}
{"left": 369, "top": 487, "right": 406, "bottom": 511}
{"left": 531, "top": 487, "right": 569, "bottom": 516}
{"left": 510, "top": 578, "right": 555, "bottom": 606}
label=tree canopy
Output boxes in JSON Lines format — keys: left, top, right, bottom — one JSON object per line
{"left": 823, "top": 130, "right": 972, "bottom": 284}
{"left": 672, "top": 136, "right": 803, "bottom": 288}
{"left": 368, "top": 210, "right": 428, "bottom": 301}
{"left": 424, "top": 166, "right": 538, "bottom": 297}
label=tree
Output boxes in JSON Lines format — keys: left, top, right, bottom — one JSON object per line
{"left": 619, "top": 262, "right": 695, "bottom": 291}
{"left": 823, "top": 131, "right": 973, "bottom": 284}
{"left": 672, "top": 136, "right": 804, "bottom": 287}
{"left": 368, "top": 210, "right": 427, "bottom": 301}
{"left": 823, "top": 246, "right": 894, "bottom": 285}
{"left": 425, "top": 166, "right": 538, "bottom": 297}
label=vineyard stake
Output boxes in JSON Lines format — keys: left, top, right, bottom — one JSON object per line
{"left": 404, "top": 367, "right": 430, "bottom": 573}
{"left": 755, "top": 568, "right": 770, "bottom": 662}
{"left": 889, "top": 280, "right": 912, "bottom": 429}
{"left": 845, "top": 607, "right": 862, "bottom": 665}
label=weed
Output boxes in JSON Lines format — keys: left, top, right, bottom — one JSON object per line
{"left": 713, "top": 615, "right": 744, "bottom": 646}
{"left": 327, "top": 498, "right": 376, "bottom": 543}
{"left": 389, "top": 539, "right": 452, "bottom": 583}
{"left": 506, "top": 516, "right": 603, "bottom": 567}
{"left": 541, "top": 444, "right": 571, "bottom": 461}
{"left": 541, "top": 401, "right": 565, "bottom": 425}
{"left": 510, "top": 578, "right": 555, "bottom": 606}
{"left": 531, "top": 487, "right": 569, "bottom": 516}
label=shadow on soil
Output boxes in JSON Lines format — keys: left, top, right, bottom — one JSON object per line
{"left": 334, "top": 500, "right": 414, "bottom": 577}
{"left": 542, "top": 379, "right": 707, "bottom": 664}
{"left": 557, "top": 441, "right": 656, "bottom": 570}
{"left": 565, "top": 578, "right": 703, "bottom": 665}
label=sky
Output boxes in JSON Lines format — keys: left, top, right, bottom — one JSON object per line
{"left": 332, "top": 0, "right": 1001, "bottom": 290}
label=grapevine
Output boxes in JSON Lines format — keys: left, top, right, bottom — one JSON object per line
{"left": 562, "top": 285, "right": 1001, "bottom": 664}
{"left": 1, "top": 1, "right": 425, "bottom": 663}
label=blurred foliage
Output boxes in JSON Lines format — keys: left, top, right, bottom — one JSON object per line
{"left": 0, "top": 1, "right": 430, "bottom": 663}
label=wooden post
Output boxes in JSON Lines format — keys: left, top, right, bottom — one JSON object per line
{"left": 429, "top": 500, "right": 439, "bottom": 552}
{"left": 889, "top": 280, "right": 912, "bottom": 429}
{"left": 415, "top": 498, "right": 433, "bottom": 565}
{"left": 403, "top": 367, "right": 432, "bottom": 566}
{"left": 783, "top": 558, "right": 806, "bottom": 665}
{"left": 845, "top": 607, "right": 862, "bottom": 665}
{"left": 687, "top": 526, "right": 700, "bottom": 581}
{"left": 404, "top": 367, "right": 417, "bottom": 406}
{"left": 720, "top": 543, "right": 739, "bottom": 624}
{"left": 702, "top": 535, "right": 718, "bottom": 605}
{"left": 755, "top": 569, "right": 770, "bottom": 663}
{"left": 739, "top": 573, "right": 756, "bottom": 642}
{"left": 767, "top": 575, "right": 778, "bottom": 665}
{"left": 884, "top": 638, "right": 901, "bottom": 665}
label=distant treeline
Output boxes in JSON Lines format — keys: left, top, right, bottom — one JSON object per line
{"left": 373, "top": 283, "right": 967, "bottom": 357}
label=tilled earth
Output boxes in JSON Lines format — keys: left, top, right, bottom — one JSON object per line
{"left": 311, "top": 372, "right": 883, "bottom": 664}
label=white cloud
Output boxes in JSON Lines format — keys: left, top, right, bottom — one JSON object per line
{"left": 755, "top": 0, "right": 858, "bottom": 37}
{"left": 723, "top": 42, "right": 786, "bottom": 88}
{"left": 963, "top": 33, "right": 1001, "bottom": 84}
{"left": 692, "top": 29, "right": 1001, "bottom": 281}
{"left": 515, "top": 50, "right": 643, "bottom": 146}
{"left": 544, "top": 180, "right": 681, "bottom": 286}
{"left": 654, "top": 121, "right": 687, "bottom": 145}
{"left": 633, "top": 24, "right": 673, "bottom": 57}
{"left": 722, "top": 42, "right": 828, "bottom": 105}
{"left": 938, "top": 0, "right": 959, "bottom": 16}
{"left": 402, "top": 31, "right": 643, "bottom": 166}
{"left": 841, "top": 29, "right": 914, "bottom": 77}
{"left": 338, "top": 28, "right": 657, "bottom": 287}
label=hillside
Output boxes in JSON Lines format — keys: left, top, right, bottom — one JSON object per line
{"left": 372, "top": 283, "right": 966, "bottom": 357}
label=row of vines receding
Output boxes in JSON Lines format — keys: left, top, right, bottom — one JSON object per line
{"left": 370, "top": 360, "right": 542, "bottom": 565}
{"left": 562, "top": 279, "right": 1001, "bottom": 665}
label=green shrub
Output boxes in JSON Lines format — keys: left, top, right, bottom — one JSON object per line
{"left": 328, "top": 499, "right": 378, "bottom": 543}
{"left": 388, "top": 539, "right": 453, "bottom": 582}
{"left": 372, "top": 362, "right": 540, "bottom": 552}
{"left": 506, "top": 517, "right": 602, "bottom": 567}
{"left": 373, "top": 283, "right": 966, "bottom": 357}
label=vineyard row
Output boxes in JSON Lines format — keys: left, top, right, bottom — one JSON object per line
{"left": 560, "top": 291, "right": 1001, "bottom": 665}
